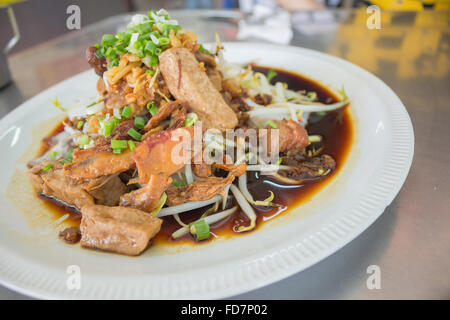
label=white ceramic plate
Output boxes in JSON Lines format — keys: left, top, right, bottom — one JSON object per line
{"left": 0, "top": 43, "right": 414, "bottom": 299}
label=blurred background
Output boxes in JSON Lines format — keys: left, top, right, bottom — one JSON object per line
{"left": 1, "top": 0, "right": 449, "bottom": 55}
{"left": 0, "top": 0, "right": 448, "bottom": 97}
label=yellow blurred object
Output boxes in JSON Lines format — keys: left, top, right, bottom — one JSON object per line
{"left": 0, "top": 0, "right": 25, "bottom": 6}
{"left": 435, "top": 0, "right": 450, "bottom": 9}
{"left": 369, "top": 0, "right": 450, "bottom": 10}
{"left": 327, "top": 10, "right": 449, "bottom": 80}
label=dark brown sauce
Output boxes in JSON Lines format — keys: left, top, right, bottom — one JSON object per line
{"left": 36, "top": 193, "right": 81, "bottom": 228}
{"left": 36, "top": 121, "right": 65, "bottom": 158}
{"left": 33, "top": 66, "right": 353, "bottom": 247}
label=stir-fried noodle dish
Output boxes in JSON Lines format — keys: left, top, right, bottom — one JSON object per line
{"left": 27, "top": 10, "right": 352, "bottom": 256}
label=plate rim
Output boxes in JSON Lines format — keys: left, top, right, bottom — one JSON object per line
{"left": 0, "top": 42, "right": 414, "bottom": 299}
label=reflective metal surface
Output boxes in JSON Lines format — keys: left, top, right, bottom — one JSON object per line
{"left": 0, "top": 9, "right": 449, "bottom": 299}
{"left": 0, "top": 6, "right": 20, "bottom": 89}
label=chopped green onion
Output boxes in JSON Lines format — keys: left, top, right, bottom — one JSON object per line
{"left": 127, "top": 128, "right": 142, "bottom": 141}
{"left": 49, "top": 151, "right": 58, "bottom": 158}
{"left": 163, "top": 24, "right": 181, "bottom": 37}
{"left": 149, "top": 55, "right": 158, "bottom": 67}
{"left": 112, "top": 116, "right": 120, "bottom": 126}
{"left": 145, "top": 69, "right": 155, "bottom": 76}
{"left": 158, "top": 37, "right": 170, "bottom": 46}
{"left": 147, "top": 102, "right": 158, "bottom": 116}
{"left": 94, "top": 46, "right": 104, "bottom": 58}
{"left": 111, "top": 139, "right": 128, "bottom": 149}
{"left": 121, "top": 106, "right": 132, "bottom": 118}
{"left": 267, "top": 120, "right": 278, "bottom": 129}
{"left": 184, "top": 113, "right": 198, "bottom": 127}
{"left": 128, "top": 140, "right": 136, "bottom": 151}
{"left": 95, "top": 10, "right": 206, "bottom": 71}
{"left": 189, "top": 219, "right": 210, "bottom": 241}
{"left": 198, "top": 44, "right": 211, "bottom": 54}
{"left": 103, "top": 121, "right": 115, "bottom": 137}
{"left": 136, "top": 23, "right": 152, "bottom": 35}
{"left": 134, "top": 116, "right": 146, "bottom": 129}
{"left": 145, "top": 41, "right": 157, "bottom": 54}
{"left": 172, "top": 177, "right": 185, "bottom": 187}
{"left": 77, "top": 120, "right": 84, "bottom": 130}
{"left": 109, "top": 59, "right": 119, "bottom": 67}
{"left": 275, "top": 158, "right": 283, "bottom": 165}
{"left": 103, "top": 117, "right": 120, "bottom": 137}
{"left": 42, "top": 164, "right": 53, "bottom": 171}
{"left": 112, "top": 148, "right": 123, "bottom": 154}
{"left": 78, "top": 135, "right": 90, "bottom": 148}
{"left": 86, "top": 101, "right": 97, "bottom": 108}
{"left": 102, "top": 34, "right": 116, "bottom": 46}
{"left": 60, "top": 150, "right": 73, "bottom": 164}
{"left": 266, "top": 70, "right": 277, "bottom": 82}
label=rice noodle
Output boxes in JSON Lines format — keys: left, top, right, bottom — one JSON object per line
{"left": 201, "top": 201, "right": 219, "bottom": 218}
{"left": 258, "top": 155, "right": 303, "bottom": 185}
{"left": 238, "top": 171, "right": 279, "bottom": 206}
{"left": 113, "top": 108, "right": 122, "bottom": 119}
{"left": 67, "top": 98, "right": 97, "bottom": 120}
{"left": 253, "top": 100, "right": 348, "bottom": 114}
{"left": 238, "top": 173, "right": 255, "bottom": 203}
{"left": 86, "top": 101, "right": 105, "bottom": 115}
{"left": 218, "top": 56, "right": 343, "bottom": 116}
{"left": 204, "top": 206, "right": 237, "bottom": 225}
{"left": 173, "top": 213, "right": 188, "bottom": 228}
{"left": 157, "top": 195, "right": 223, "bottom": 217}
{"left": 230, "top": 185, "right": 256, "bottom": 232}
{"left": 184, "top": 164, "right": 194, "bottom": 185}
{"left": 171, "top": 206, "right": 238, "bottom": 239}
{"left": 255, "top": 72, "right": 271, "bottom": 95}
{"left": 244, "top": 98, "right": 263, "bottom": 109}
{"left": 50, "top": 213, "right": 70, "bottom": 228}
{"left": 274, "top": 82, "right": 285, "bottom": 103}
{"left": 269, "top": 172, "right": 303, "bottom": 185}
{"left": 103, "top": 72, "right": 110, "bottom": 91}
{"left": 246, "top": 164, "right": 293, "bottom": 172}
{"left": 222, "top": 184, "right": 231, "bottom": 210}
{"left": 156, "top": 89, "right": 170, "bottom": 101}
{"left": 287, "top": 103, "right": 298, "bottom": 123}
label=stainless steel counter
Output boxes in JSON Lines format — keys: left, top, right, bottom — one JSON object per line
{"left": 1, "top": 9, "right": 449, "bottom": 299}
